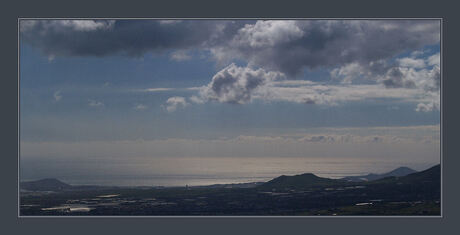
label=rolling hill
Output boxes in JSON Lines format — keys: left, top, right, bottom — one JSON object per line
{"left": 259, "top": 173, "right": 343, "bottom": 190}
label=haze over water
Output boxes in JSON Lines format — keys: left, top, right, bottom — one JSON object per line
{"left": 20, "top": 156, "right": 438, "bottom": 187}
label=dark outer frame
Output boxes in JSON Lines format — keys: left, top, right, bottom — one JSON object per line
{"left": 1, "top": 0, "right": 458, "bottom": 234}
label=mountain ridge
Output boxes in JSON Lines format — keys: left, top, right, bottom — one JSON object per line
{"left": 341, "top": 166, "right": 417, "bottom": 182}
{"left": 20, "top": 165, "right": 439, "bottom": 191}
{"left": 258, "top": 164, "right": 439, "bottom": 190}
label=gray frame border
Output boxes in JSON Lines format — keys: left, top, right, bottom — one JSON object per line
{"left": 3, "top": 0, "right": 458, "bottom": 234}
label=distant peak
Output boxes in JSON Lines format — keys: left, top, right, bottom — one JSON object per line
{"left": 21, "top": 178, "right": 72, "bottom": 192}
{"left": 299, "top": 173, "right": 318, "bottom": 177}
{"left": 274, "top": 173, "right": 318, "bottom": 179}
{"left": 388, "top": 166, "right": 416, "bottom": 173}
{"left": 34, "top": 178, "right": 68, "bottom": 183}
{"left": 40, "top": 178, "right": 61, "bottom": 181}
{"left": 341, "top": 166, "right": 417, "bottom": 182}
{"left": 394, "top": 166, "right": 412, "bottom": 170}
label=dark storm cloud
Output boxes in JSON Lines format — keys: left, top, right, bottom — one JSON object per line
{"left": 20, "top": 20, "right": 245, "bottom": 58}
{"left": 21, "top": 20, "right": 439, "bottom": 74}
{"left": 215, "top": 20, "right": 440, "bottom": 76}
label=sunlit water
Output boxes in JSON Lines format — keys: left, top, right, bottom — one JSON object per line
{"left": 20, "top": 157, "right": 438, "bottom": 187}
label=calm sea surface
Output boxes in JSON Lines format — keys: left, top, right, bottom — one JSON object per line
{"left": 20, "top": 157, "right": 438, "bottom": 187}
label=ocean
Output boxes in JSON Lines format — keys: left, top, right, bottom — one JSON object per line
{"left": 20, "top": 156, "right": 438, "bottom": 187}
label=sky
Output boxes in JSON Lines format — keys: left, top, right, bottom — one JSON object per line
{"left": 19, "top": 20, "right": 441, "bottom": 179}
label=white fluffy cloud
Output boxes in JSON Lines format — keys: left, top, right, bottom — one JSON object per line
{"left": 331, "top": 53, "right": 440, "bottom": 89}
{"left": 427, "top": 53, "right": 440, "bottom": 67}
{"left": 330, "top": 63, "right": 366, "bottom": 84}
{"left": 234, "top": 20, "right": 305, "bottom": 48}
{"left": 165, "top": 96, "right": 188, "bottom": 112}
{"left": 189, "top": 61, "right": 437, "bottom": 110}
{"left": 193, "top": 63, "right": 285, "bottom": 104}
{"left": 416, "top": 102, "right": 438, "bottom": 112}
{"left": 330, "top": 52, "right": 440, "bottom": 111}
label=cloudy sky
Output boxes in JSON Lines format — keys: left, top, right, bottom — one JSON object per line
{"left": 19, "top": 19, "right": 440, "bottom": 172}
